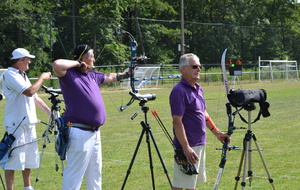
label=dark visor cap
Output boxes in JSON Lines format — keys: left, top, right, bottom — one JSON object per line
{"left": 73, "top": 44, "right": 91, "bottom": 60}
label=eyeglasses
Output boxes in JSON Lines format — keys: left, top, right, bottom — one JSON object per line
{"left": 186, "top": 65, "right": 202, "bottom": 69}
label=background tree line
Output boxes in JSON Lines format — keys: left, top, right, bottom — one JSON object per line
{"left": 0, "top": 0, "right": 299, "bottom": 76}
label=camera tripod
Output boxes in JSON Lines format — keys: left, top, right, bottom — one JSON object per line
{"left": 234, "top": 103, "right": 275, "bottom": 190}
{"left": 121, "top": 100, "right": 172, "bottom": 190}
{"left": 34, "top": 86, "right": 64, "bottom": 189}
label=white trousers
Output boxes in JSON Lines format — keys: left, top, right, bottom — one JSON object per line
{"left": 62, "top": 127, "right": 102, "bottom": 190}
{"left": 2, "top": 124, "right": 39, "bottom": 170}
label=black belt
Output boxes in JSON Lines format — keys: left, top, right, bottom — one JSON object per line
{"left": 72, "top": 123, "right": 99, "bottom": 131}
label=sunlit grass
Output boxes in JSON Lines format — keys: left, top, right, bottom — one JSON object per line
{"left": 0, "top": 80, "right": 299, "bottom": 189}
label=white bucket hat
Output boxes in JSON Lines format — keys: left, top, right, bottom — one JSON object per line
{"left": 11, "top": 48, "right": 35, "bottom": 60}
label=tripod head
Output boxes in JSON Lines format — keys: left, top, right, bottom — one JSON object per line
{"left": 243, "top": 102, "right": 256, "bottom": 111}
{"left": 131, "top": 99, "right": 151, "bottom": 120}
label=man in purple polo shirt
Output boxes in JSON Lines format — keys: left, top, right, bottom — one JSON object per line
{"left": 170, "top": 53, "right": 230, "bottom": 190}
{"left": 52, "top": 44, "right": 132, "bottom": 190}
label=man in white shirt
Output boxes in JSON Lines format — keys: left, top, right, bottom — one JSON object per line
{"left": 2, "top": 48, "right": 52, "bottom": 190}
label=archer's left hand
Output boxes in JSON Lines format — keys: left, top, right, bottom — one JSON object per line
{"left": 215, "top": 132, "right": 231, "bottom": 144}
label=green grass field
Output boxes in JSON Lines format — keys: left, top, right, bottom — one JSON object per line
{"left": 0, "top": 80, "right": 299, "bottom": 190}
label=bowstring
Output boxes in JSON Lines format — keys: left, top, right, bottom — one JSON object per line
{"left": 101, "top": 33, "right": 124, "bottom": 112}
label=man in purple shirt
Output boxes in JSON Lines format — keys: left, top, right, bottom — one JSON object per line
{"left": 170, "top": 53, "right": 230, "bottom": 190}
{"left": 52, "top": 44, "right": 132, "bottom": 190}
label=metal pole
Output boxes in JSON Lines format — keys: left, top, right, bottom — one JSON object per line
{"left": 49, "top": 13, "right": 54, "bottom": 87}
{"left": 180, "top": 0, "right": 185, "bottom": 55}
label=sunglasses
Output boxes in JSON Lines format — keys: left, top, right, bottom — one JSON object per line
{"left": 186, "top": 65, "right": 202, "bottom": 69}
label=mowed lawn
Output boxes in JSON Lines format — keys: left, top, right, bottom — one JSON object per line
{"left": 0, "top": 80, "right": 299, "bottom": 189}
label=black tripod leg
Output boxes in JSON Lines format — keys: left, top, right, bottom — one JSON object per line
{"left": 121, "top": 128, "right": 146, "bottom": 190}
{"left": 234, "top": 138, "right": 246, "bottom": 190}
{"left": 252, "top": 134, "right": 276, "bottom": 190}
{"left": 0, "top": 173, "right": 6, "bottom": 190}
{"left": 143, "top": 124, "right": 156, "bottom": 190}
{"left": 141, "top": 121, "right": 172, "bottom": 188}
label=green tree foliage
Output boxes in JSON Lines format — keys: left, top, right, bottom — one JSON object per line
{"left": 120, "top": 0, "right": 178, "bottom": 65}
{"left": 0, "top": 0, "right": 299, "bottom": 74}
{"left": 52, "top": 0, "right": 128, "bottom": 66}
{"left": 0, "top": 0, "right": 56, "bottom": 75}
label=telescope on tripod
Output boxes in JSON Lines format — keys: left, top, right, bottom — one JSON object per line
{"left": 225, "top": 89, "right": 275, "bottom": 190}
